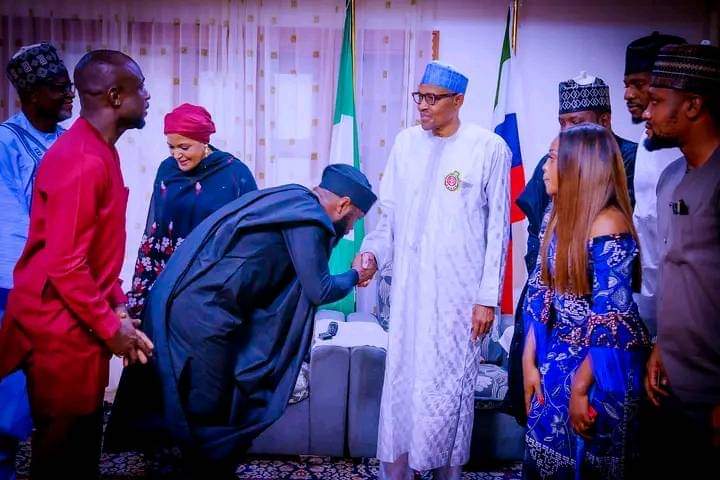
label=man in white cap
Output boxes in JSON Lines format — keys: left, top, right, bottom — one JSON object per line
{"left": 357, "top": 61, "right": 511, "bottom": 479}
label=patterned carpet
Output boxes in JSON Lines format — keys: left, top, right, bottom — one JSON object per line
{"left": 16, "top": 444, "right": 521, "bottom": 479}
{"left": 15, "top": 405, "right": 521, "bottom": 479}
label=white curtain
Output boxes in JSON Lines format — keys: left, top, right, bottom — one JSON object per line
{"left": 0, "top": 0, "right": 434, "bottom": 391}
{"left": 0, "top": 0, "right": 433, "bottom": 286}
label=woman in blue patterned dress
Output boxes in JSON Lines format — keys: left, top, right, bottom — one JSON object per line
{"left": 521, "top": 123, "right": 650, "bottom": 479}
{"left": 125, "top": 104, "right": 257, "bottom": 319}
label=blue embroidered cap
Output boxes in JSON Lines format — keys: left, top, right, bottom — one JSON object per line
{"left": 420, "top": 61, "right": 468, "bottom": 94}
{"left": 319, "top": 164, "right": 377, "bottom": 214}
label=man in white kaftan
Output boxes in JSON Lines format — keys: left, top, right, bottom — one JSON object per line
{"left": 358, "top": 62, "right": 510, "bottom": 479}
{"left": 631, "top": 131, "right": 681, "bottom": 332}
{"left": 623, "top": 31, "right": 686, "bottom": 336}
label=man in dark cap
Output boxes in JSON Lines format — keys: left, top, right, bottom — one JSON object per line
{"left": 505, "top": 72, "right": 638, "bottom": 426}
{"left": 625, "top": 32, "right": 687, "bottom": 125}
{"left": 0, "top": 50, "right": 153, "bottom": 479}
{"left": 107, "top": 164, "right": 376, "bottom": 477}
{"left": 624, "top": 32, "right": 686, "bottom": 335}
{"left": 644, "top": 42, "right": 720, "bottom": 476}
{"left": 0, "top": 41, "right": 74, "bottom": 480}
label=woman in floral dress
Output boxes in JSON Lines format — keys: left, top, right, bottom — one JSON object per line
{"left": 522, "top": 124, "right": 650, "bottom": 479}
{"left": 126, "top": 103, "right": 257, "bottom": 319}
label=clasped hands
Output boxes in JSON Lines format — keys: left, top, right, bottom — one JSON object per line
{"left": 107, "top": 304, "right": 154, "bottom": 367}
{"left": 352, "top": 251, "right": 378, "bottom": 287}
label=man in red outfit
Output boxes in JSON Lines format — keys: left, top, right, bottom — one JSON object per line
{"left": 0, "top": 50, "right": 153, "bottom": 479}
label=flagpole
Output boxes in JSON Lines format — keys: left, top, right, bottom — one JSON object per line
{"left": 350, "top": 0, "right": 356, "bottom": 97}
{"left": 348, "top": 0, "right": 358, "bottom": 169}
{"left": 511, "top": 0, "right": 519, "bottom": 54}
{"left": 326, "top": 0, "right": 362, "bottom": 314}
{"left": 494, "top": 3, "right": 526, "bottom": 313}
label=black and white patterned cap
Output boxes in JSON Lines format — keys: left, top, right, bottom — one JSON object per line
{"left": 558, "top": 72, "right": 611, "bottom": 115}
{"left": 6, "top": 42, "right": 67, "bottom": 93}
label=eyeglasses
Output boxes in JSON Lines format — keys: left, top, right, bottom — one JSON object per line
{"left": 44, "top": 81, "right": 75, "bottom": 95}
{"left": 411, "top": 91, "right": 458, "bottom": 106}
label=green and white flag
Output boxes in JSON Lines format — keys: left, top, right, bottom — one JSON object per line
{"left": 325, "top": 0, "right": 362, "bottom": 314}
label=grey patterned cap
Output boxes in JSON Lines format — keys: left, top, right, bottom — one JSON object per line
{"left": 651, "top": 43, "right": 720, "bottom": 94}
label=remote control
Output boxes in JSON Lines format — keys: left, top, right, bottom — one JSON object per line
{"left": 318, "top": 321, "right": 339, "bottom": 340}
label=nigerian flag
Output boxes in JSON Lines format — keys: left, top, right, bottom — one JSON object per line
{"left": 325, "top": 0, "right": 362, "bottom": 315}
{"left": 492, "top": 5, "right": 525, "bottom": 314}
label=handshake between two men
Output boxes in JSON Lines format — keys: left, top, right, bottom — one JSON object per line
{"left": 351, "top": 251, "right": 379, "bottom": 288}
{"left": 104, "top": 252, "right": 376, "bottom": 367}
{"left": 105, "top": 244, "right": 492, "bottom": 369}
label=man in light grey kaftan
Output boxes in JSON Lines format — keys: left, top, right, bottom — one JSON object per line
{"left": 358, "top": 62, "right": 511, "bottom": 479}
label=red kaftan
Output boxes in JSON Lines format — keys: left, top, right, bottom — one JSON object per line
{"left": 0, "top": 117, "right": 128, "bottom": 416}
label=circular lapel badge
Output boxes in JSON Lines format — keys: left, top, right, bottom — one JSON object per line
{"left": 444, "top": 170, "right": 460, "bottom": 191}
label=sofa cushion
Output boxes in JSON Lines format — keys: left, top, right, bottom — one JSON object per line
{"left": 376, "top": 263, "right": 392, "bottom": 332}
{"left": 288, "top": 361, "right": 310, "bottom": 405}
{"left": 313, "top": 319, "right": 388, "bottom": 350}
{"left": 347, "top": 312, "right": 379, "bottom": 324}
{"left": 474, "top": 363, "right": 508, "bottom": 409}
{"left": 315, "top": 309, "right": 346, "bottom": 323}
{"left": 478, "top": 332, "right": 503, "bottom": 366}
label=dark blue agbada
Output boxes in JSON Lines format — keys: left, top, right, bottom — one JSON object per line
{"left": 105, "top": 185, "right": 358, "bottom": 464}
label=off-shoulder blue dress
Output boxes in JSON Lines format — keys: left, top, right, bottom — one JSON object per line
{"left": 523, "top": 212, "right": 650, "bottom": 479}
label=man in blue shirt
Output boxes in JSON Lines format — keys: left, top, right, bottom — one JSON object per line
{"left": 0, "top": 42, "right": 73, "bottom": 480}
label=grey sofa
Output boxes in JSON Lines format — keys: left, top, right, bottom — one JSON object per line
{"left": 346, "top": 266, "right": 525, "bottom": 462}
{"left": 250, "top": 272, "right": 525, "bottom": 462}
{"left": 345, "top": 313, "right": 386, "bottom": 458}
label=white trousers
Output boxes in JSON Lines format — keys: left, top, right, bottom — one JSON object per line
{"left": 378, "top": 453, "right": 463, "bottom": 480}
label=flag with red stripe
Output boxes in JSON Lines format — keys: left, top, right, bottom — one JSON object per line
{"left": 493, "top": 6, "right": 525, "bottom": 314}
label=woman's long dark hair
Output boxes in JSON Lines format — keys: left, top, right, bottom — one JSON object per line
{"left": 541, "top": 123, "right": 638, "bottom": 295}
